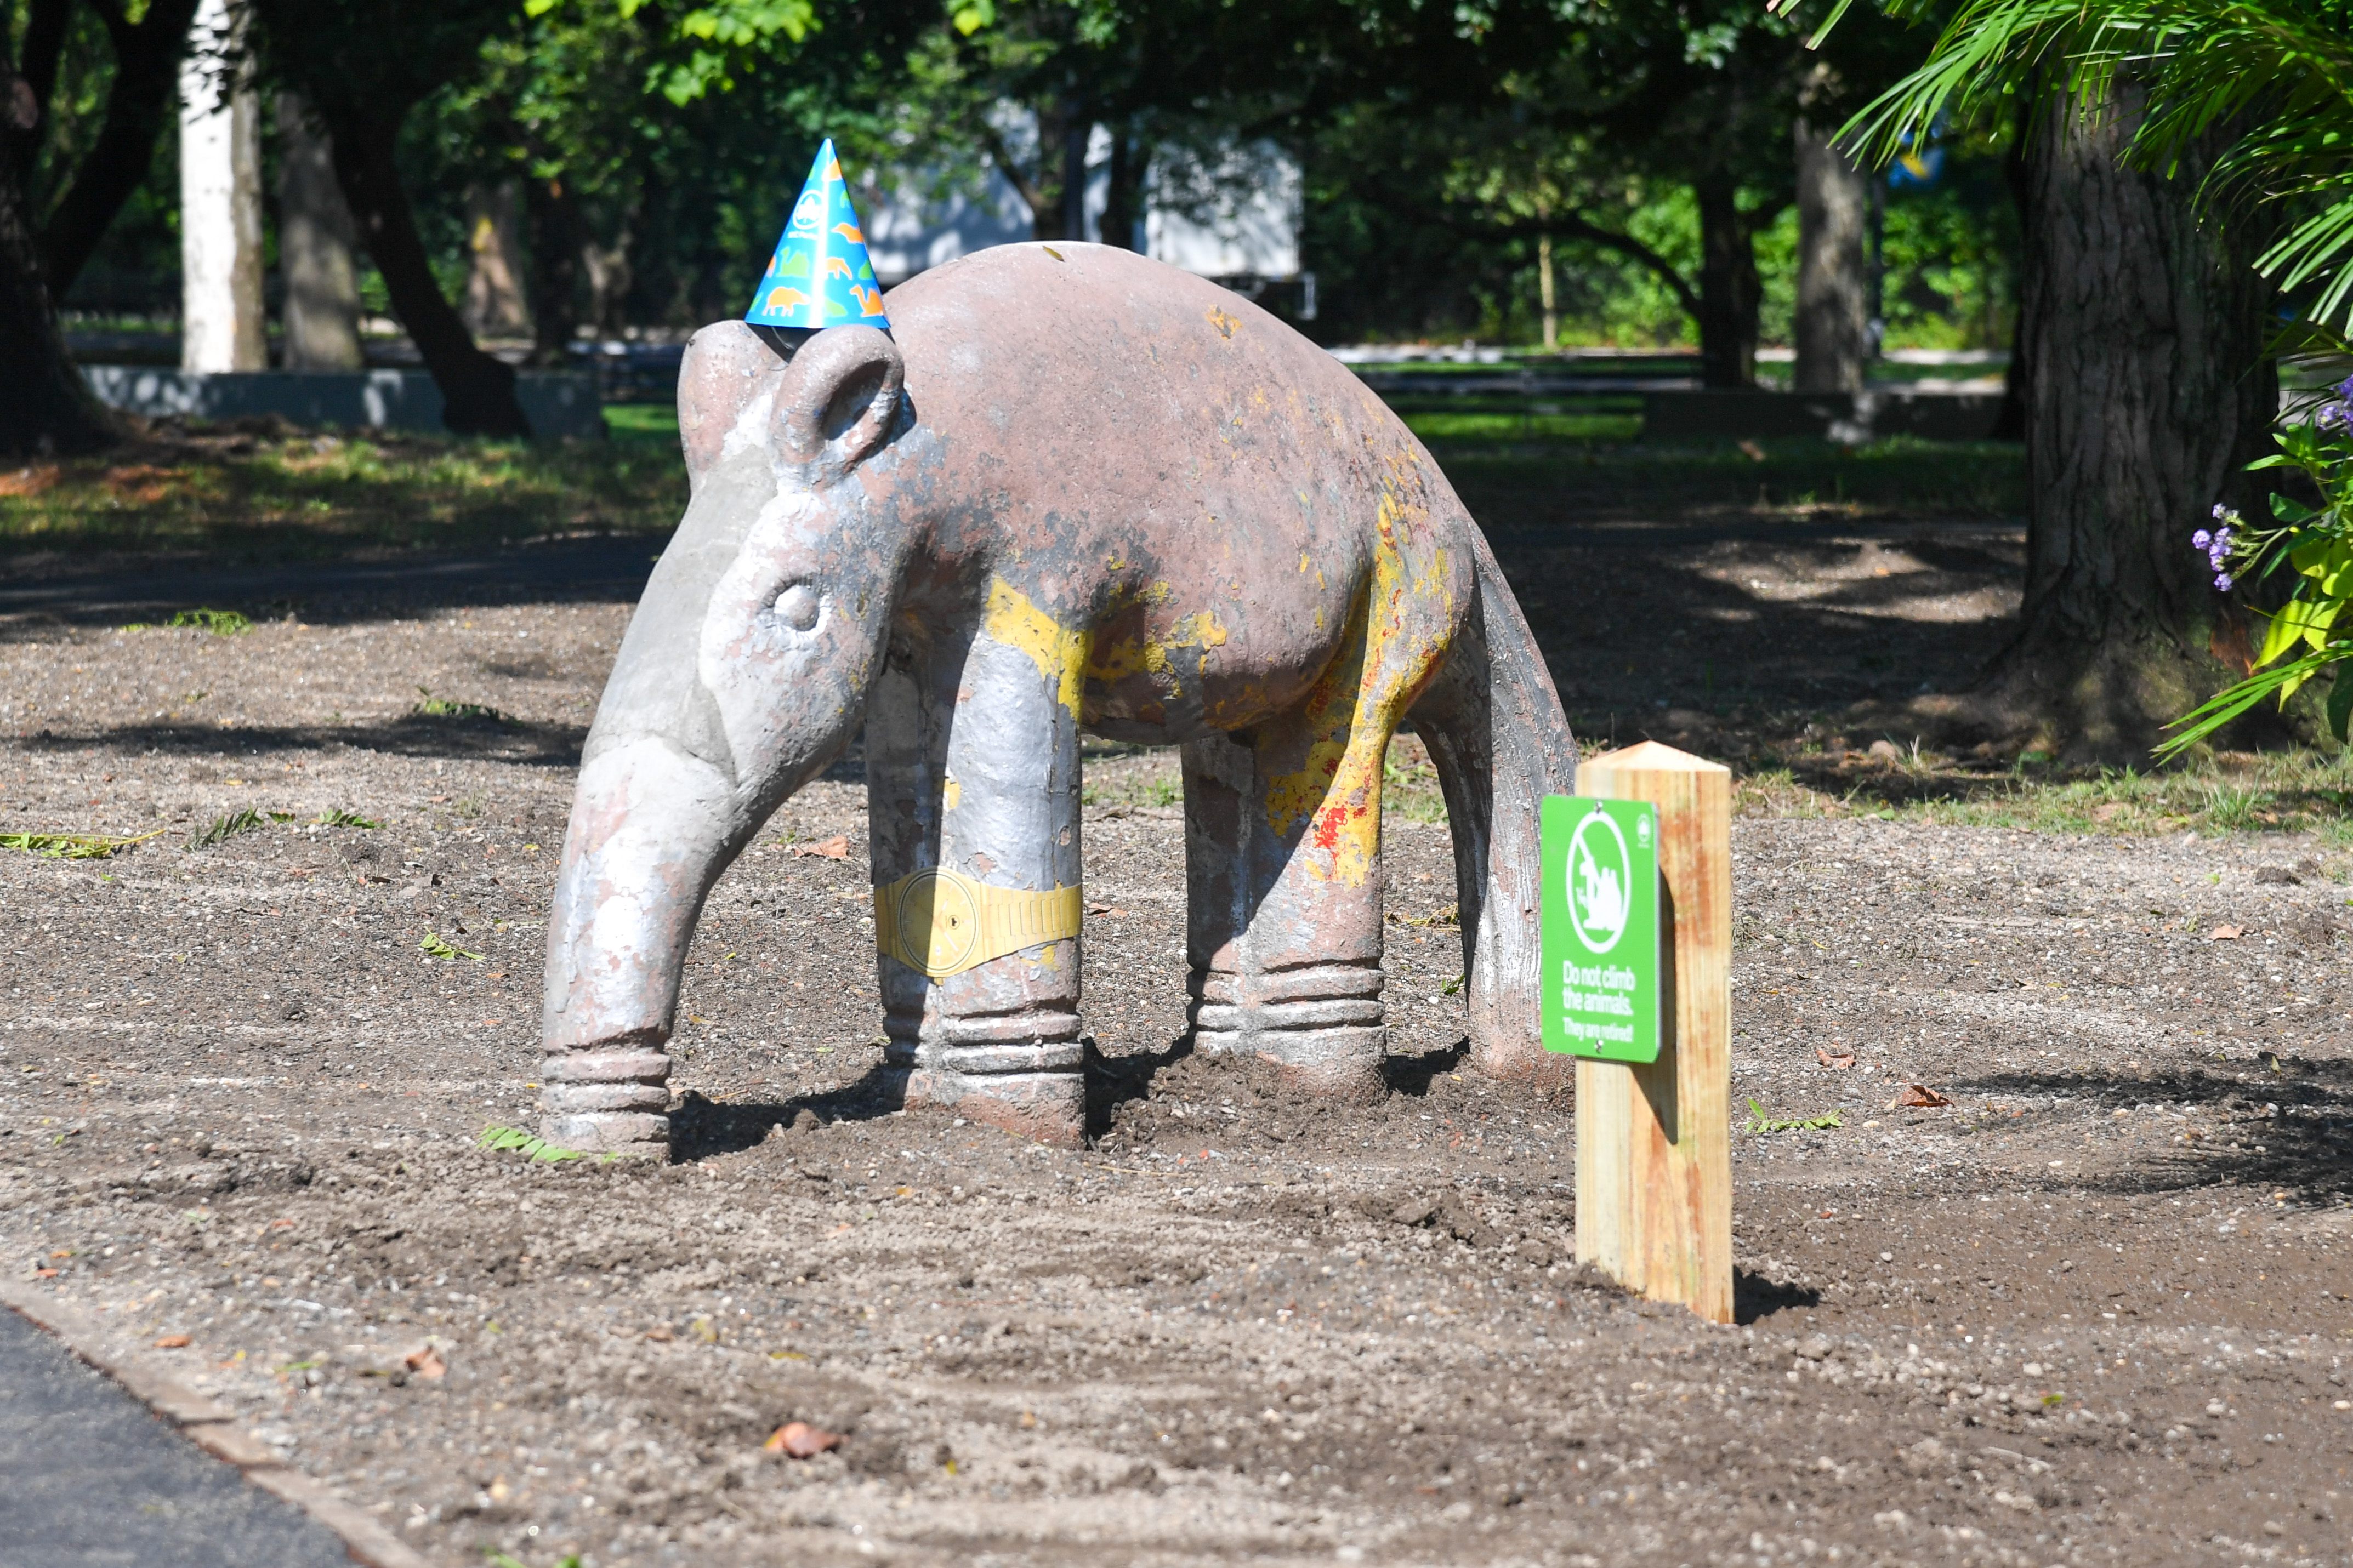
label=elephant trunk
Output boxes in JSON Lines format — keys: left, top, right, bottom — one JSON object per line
{"left": 538, "top": 733, "right": 742, "bottom": 1154}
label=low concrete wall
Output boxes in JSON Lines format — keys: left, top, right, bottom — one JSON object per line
{"left": 1641, "top": 387, "right": 2008, "bottom": 443}
{"left": 79, "top": 366, "right": 604, "bottom": 440}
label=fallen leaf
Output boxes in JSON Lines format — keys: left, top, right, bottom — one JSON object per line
{"left": 1890, "top": 1085, "right": 1951, "bottom": 1109}
{"left": 2207, "top": 924, "right": 2244, "bottom": 941}
{"left": 403, "top": 1345, "right": 447, "bottom": 1379}
{"left": 155, "top": 1334, "right": 191, "bottom": 1349}
{"left": 644, "top": 1325, "right": 674, "bottom": 1342}
{"left": 792, "top": 834, "right": 851, "bottom": 860}
{"left": 32, "top": 1268, "right": 56, "bottom": 1279}
{"left": 1737, "top": 438, "right": 1768, "bottom": 463}
{"left": 764, "top": 1420, "right": 843, "bottom": 1458}
{"left": 1815, "top": 1047, "right": 1856, "bottom": 1069}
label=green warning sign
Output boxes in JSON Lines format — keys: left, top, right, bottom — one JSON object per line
{"left": 1539, "top": 795, "right": 1662, "bottom": 1063}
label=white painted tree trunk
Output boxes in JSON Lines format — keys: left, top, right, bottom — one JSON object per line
{"left": 276, "top": 94, "right": 363, "bottom": 372}
{"left": 179, "top": 0, "right": 265, "bottom": 373}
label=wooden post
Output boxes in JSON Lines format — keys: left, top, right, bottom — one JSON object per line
{"left": 1573, "top": 742, "right": 1732, "bottom": 1324}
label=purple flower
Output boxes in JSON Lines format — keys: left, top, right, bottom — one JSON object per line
{"left": 2215, "top": 572, "right": 2235, "bottom": 592}
{"left": 2213, "top": 503, "right": 2229, "bottom": 520}
{"left": 2335, "top": 373, "right": 2353, "bottom": 401}
{"left": 2193, "top": 528, "right": 2213, "bottom": 550}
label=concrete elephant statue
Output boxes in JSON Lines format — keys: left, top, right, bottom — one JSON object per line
{"left": 539, "top": 243, "right": 1576, "bottom": 1155}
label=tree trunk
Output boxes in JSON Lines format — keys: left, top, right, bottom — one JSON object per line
{"left": 179, "top": 0, "right": 266, "bottom": 373}
{"left": 1538, "top": 231, "right": 1558, "bottom": 352}
{"left": 1793, "top": 118, "right": 1871, "bottom": 394}
{"left": 276, "top": 94, "right": 363, "bottom": 372}
{"left": 15, "top": 0, "right": 71, "bottom": 162}
{"left": 1992, "top": 85, "right": 2277, "bottom": 757}
{"left": 521, "top": 174, "right": 581, "bottom": 367}
{"left": 0, "top": 54, "right": 116, "bottom": 453}
{"left": 1060, "top": 110, "right": 1090, "bottom": 243}
{"left": 1693, "top": 172, "right": 1759, "bottom": 389}
{"left": 462, "top": 180, "right": 532, "bottom": 339}
{"left": 583, "top": 206, "right": 636, "bottom": 338}
{"left": 39, "top": 0, "right": 200, "bottom": 299}
{"left": 1099, "top": 124, "right": 1142, "bottom": 251}
{"left": 323, "top": 106, "right": 530, "bottom": 437}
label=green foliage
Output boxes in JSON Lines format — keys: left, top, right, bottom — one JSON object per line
{"left": 0, "top": 830, "right": 163, "bottom": 860}
{"left": 1825, "top": 0, "right": 2353, "bottom": 332}
{"left": 479, "top": 1126, "right": 605, "bottom": 1168}
{"left": 187, "top": 809, "right": 271, "bottom": 849}
{"left": 2163, "top": 402, "right": 2353, "bottom": 757}
{"left": 1747, "top": 1098, "right": 1843, "bottom": 1133}
{"left": 312, "top": 810, "right": 384, "bottom": 829}
{"left": 412, "top": 689, "right": 511, "bottom": 723}
{"left": 420, "top": 932, "right": 485, "bottom": 960}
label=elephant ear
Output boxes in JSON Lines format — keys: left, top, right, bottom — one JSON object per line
{"left": 677, "top": 321, "right": 791, "bottom": 494}
{"left": 775, "top": 325, "right": 905, "bottom": 477}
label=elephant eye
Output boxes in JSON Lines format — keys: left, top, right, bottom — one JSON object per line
{"left": 772, "top": 583, "right": 821, "bottom": 632}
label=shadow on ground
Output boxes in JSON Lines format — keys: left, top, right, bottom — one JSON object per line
{"left": 1945, "top": 1059, "right": 2353, "bottom": 1206}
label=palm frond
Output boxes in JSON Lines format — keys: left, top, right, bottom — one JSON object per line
{"left": 1826, "top": 0, "right": 2353, "bottom": 330}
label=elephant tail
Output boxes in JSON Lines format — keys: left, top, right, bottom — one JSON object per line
{"left": 1407, "top": 531, "right": 1578, "bottom": 1084}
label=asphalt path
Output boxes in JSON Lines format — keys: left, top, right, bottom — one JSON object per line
{"left": 0, "top": 1307, "right": 354, "bottom": 1568}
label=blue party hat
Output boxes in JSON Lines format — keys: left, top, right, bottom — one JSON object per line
{"left": 746, "top": 139, "right": 890, "bottom": 332}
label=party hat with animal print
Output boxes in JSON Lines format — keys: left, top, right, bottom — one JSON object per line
{"left": 746, "top": 139, "right": 890, "bottom": 331}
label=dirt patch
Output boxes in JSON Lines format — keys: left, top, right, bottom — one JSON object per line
{"left": 4, "top": 572, "right": 2353, "bottom": 1567}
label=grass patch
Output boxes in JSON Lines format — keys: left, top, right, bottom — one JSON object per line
{"left": 312, "top": 809, "right": 382, "bottom": 829}
{"left": 0, "top": 422, "right": 684, "bottom": 562}
{"left": 1442, "top": 436, "right": 2025, "bottom": 520}
{"left": 0, "top": 829, "right": 163, "bottom": 859}
{"left": 603, "top": 403, "right": 680, "bottom": 440}
{"left": 411, "top": 688, "right": 511, "bottom": 723}
{"left": 1737, "top": 750, "right": 2353, "bottom": 847}
{"left": 1398, "top": 408, "right": 1644, "bottom": 444}
{"left": 121, "top": 607, "right": 252, "bottom": 634}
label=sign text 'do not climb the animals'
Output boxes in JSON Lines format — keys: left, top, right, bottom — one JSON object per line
{"left": 1539, "top": 795, "right": 1660, "bottom": 1063}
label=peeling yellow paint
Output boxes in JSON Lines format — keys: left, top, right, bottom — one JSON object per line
{"left": 1085, "top": 634, "right": 1151, "bottom": 684}
{"left": 1259, "top": 486, "right": 1457, "bottom": 887}
{"left": 982, "top": 577, "right": 1089, "bottom": 717}
{"left": 1144, "top": 609, "right": 1229, "bottom": 690}
{"left": 942, "top": 777, "right": 962, "bottom": 811}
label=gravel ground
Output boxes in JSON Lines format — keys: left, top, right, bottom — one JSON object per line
{"left": 3, "top": 555, "right": 2352, "bottom": 1568}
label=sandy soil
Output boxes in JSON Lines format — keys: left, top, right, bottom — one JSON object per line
{"left": 3, "top": 538, "right": 2352, "bottom": 1568}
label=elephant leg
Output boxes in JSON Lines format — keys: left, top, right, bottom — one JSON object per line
{"left": 1184, "top": 541, "right": 1459, "bottom": 1100}
{"left": 1183, "top": 727, "right": 1388, "bottom": 1100}
{"left": 867, "top": 586, "right": 1088, "bottom": 1144}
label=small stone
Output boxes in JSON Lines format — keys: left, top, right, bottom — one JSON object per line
{"left": 1797, "top": 1334, "right": 1833, "bottom": 1361}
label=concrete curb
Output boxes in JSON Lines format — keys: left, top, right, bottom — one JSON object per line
{"left": 0, "top": 1275, "right": 435, "bottom": 1568}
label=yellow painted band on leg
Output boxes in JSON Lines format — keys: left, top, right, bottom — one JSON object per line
{"left": 872, "top": 868, "right": 1084, "bottom": 979}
